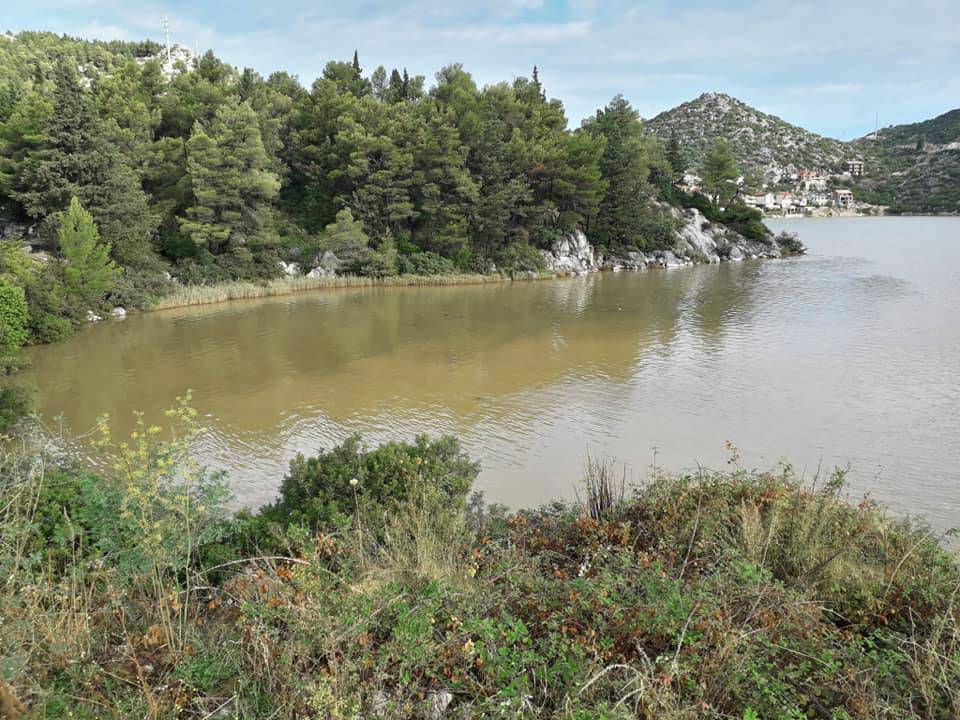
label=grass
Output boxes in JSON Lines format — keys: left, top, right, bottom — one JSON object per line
{"left": 149, "top": 273, "right": 510, "bottom": 311}
{"left": 1, "top": 411, "right": 959, "bottom": 719}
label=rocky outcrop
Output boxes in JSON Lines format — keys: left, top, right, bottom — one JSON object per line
{"left": 305, "top": 250, "right": 342, "bottom": 278}
{"left": 278, "top": 260, "right": 302, "bottom": 277}
{"left": 542, "top": 206, "right": 802, "bottom": 277}
{"left": 540, "top": 230, "right": 597, "bottom": 274}
{"left": 663, "top": 204, "right": 789, "bottom": 263}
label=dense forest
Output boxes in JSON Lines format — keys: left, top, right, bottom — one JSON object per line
{"left": 0, "top": 31, "right": 724, "bottom": 351}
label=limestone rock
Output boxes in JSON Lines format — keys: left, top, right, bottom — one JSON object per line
{"left": 428, "top": 690, "right": 454, "bottom": 719}
{"left": 278, "top": 260, "right": 301, "bottom": 277}
{"left": 110, "top": 307, "right": 127, "bottom": 318}
{"left": 540, "top": 230, "right": 598, "bottom": 274}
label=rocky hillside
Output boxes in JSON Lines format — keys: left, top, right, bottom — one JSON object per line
{"left": 849, "top": 109, "right": 960, "bottom": 213}
{"left": 646, "top": 93, "right": 847, "bottom": 175}
{"left": 648, "top": 92, "right": 960, "bottom": 213}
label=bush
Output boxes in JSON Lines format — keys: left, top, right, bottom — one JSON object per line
{"left": 397, "top": 250, "right": 458, "bottom": 276}
{"left": 497, "top": 242, "right": 545, "bottom": 276}
{"left": 106, "top": 267, "right": 173, "bottom": 310}
{"left": 263, "top": 434, "right": 480, "bottom": 532}
{"left": 634, "top": 211, "right": 678, "bottom": 251}
{"left": 0, "top": 278, "right": 29, "bottom": 360}
{"left": 0, "top": 384, "right": 31, "bottom": 431}
{"left": 28, "top": 310, "right": 73, "bottom": 343}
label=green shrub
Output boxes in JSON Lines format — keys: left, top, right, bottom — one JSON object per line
{"left": 263, "top": 434, "right": 480, "bottom": 532}
{"left": 0, "top": 277, "right": 29, "bottom": 360}
{"left": 497, "top": 242, "right": 545, "bottom": 276}
{"left": 397, "top": 250, "right": 458, "bottom": 276}
{"left": 0, "top": 384, "right": 31, "bottom": 430}
{"left": 28, "top": 310, "right": 73, "bottom": 343}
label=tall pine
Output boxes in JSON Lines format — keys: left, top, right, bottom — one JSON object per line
{"left": 180, "top": 100, "right": 280, "bottom": 255}
{"left": 14, "top": 61, "right": 156, "bottom": 268}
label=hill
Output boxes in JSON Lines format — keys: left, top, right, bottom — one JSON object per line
{"left": 646, "top": 92, "right": 847, "bottom": 176}
{"left": 850, "top": 109, "right": 960, "bottom": 213}
{"left": 648, "top": 92, "right": 960, "bottom": 213}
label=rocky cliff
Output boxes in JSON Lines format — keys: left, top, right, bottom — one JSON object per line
{"left": 540, "top": 207, "right": 802, "bottom": 275}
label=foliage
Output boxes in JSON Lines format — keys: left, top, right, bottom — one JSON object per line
{"left": 397, "top": 250, "right": 458, "bottom": 276}
{"left": 179, "top": 100, "right": 280, "bottom": 258}
{"left": 701, "top": 138, "right": 740, "bottom": 205}
{"left": 57, "top": 196, "right": 120, "bottom": 308}
{"left": 263, "top": 433, "right": 480, "bottom": 532}
{"left": 0, "top": 384, "right": 31, "bottom": 430}
{"left": 2, "top": 424, "right": 958, "bottom": 718}
{"left": 0, "top": 277, "right": 29, "bottom": 361}
{"left": 0, "top": 33, "right": 805, "bottom": 338}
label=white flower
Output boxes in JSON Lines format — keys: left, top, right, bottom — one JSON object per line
{"left": 349, "top": 477, "right": 359, "bottom": 487}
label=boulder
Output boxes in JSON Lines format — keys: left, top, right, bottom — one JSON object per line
{"left": 312, "top": 250, "right": 342, "bottom": 275}
{"left": 540, "top": 230, "right": 598, "bottom": 274}
{"left": 85, "top": 310, "right": 103, "bottom": 323}
{"left": 306, "top": 266, "right": 330, "bottom": 279}
{"left": 278, "top": 260, "right": 301, "bottom": 277}
{"left": 727, "top": 246, "right": 745, "bottom": 261}
{"left": 428, "top": 690, "right": 454, "bottom": 720}
{"left": 110, "top": 307, "right": 127, "bottom": 318}
{"left": 654, "top": 250, "right": 684, "bottom": 268}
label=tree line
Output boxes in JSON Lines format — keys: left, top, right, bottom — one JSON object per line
{"left": 0, "top": 32, "right": 757, "bottom": 358}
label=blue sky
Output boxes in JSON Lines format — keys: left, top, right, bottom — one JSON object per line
{"left": 6, "top": 0, "right": 959, "bottom": 139}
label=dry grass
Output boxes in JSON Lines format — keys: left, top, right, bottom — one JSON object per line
{"left": 149, "top": 273, "right": 507, "bottom": 311}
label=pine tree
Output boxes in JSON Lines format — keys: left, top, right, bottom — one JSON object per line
{"left": 701, "top": 139, "right": 739, "bottom": 206}
{"left": 14, "top": 61, "right": 156, "bottom": 268}
{"left": 584, "top": 95, "right": 657, "bottom": 248}
{"left": 666, "top": 131, "right": 686, "bottom": 178}
{"left": 322, "top": 207, "right": 372, "bottom": 271}
{"left": 58, "top": 196, "right": 119, "bottom": 308}
{"left": 179, "top": 100, "right": 280, "bottom": 255}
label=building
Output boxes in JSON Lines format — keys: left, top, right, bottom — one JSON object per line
{"left": 843, "top": 159, "right": 865, "bottom": 176}
{"left": 833, "top": 189, "right": 855, "bottom": 208}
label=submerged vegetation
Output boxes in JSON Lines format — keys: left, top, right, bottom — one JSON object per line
{"left": 1, "top": 403, "right": 958, "bottom": 719}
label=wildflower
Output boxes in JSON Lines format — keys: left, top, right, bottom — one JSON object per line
{"left": 349, "top": 477, "right": 359, "bottom": 487}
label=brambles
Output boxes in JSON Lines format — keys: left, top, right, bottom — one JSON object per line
{"left": 1, "top": 421, "right": 958, "bottom": 717}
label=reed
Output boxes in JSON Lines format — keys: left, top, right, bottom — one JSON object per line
{"left": 149, "top": 273, "right": 508, "bottom": 311}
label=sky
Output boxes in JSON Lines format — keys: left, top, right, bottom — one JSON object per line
{"left": 6, "top": 0, "right": 960, "bottom": 140}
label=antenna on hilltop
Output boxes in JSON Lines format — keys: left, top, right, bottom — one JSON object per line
{"left": 162, "top": 16, "right": 172, "bottom": 65}
{"left": 874, "top": 112, "right": 879, "bottom": 140}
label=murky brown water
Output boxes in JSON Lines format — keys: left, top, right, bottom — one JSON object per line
{"left": 21, "top": 217, "right": 960, "bottom": 527}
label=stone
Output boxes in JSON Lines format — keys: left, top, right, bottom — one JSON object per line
{"left": 312, "top": 250, "right": 342, "bottom": 274}
{"left": 727, "top": 246, "right": 745, "bottom": 261}
{"left": 540, "top": 229, "right": 598, "bottom": 274}
{"left": 656, "top": 250, "right": 684, "bottom": 268}
{"left": 110, "top": 307, "right": 127, "bottom": 318}
{"left": 371, "top": 690, "right": 390, "bottom": 717}
{"left": 85, "top": 310, "right": 102, "bottom": 323}
{"left": 278, "top": 260, "right": 301, "bottom": 277}
{"left": 428, "top": 690, "right": 454, "bottom": 719}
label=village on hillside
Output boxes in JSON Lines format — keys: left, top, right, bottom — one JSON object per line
{"left": 677, "top": 159, "right": 885, "bottom": 217}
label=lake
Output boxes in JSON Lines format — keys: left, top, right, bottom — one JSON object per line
{"left": 21, "top": 217, "right": 960, "bottom": 528}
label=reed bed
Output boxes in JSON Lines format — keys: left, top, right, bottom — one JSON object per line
{"left": 149, "top": 273, "right": 508, "bottom": 311}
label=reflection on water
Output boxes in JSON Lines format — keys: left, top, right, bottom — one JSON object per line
{"left": 22, "top": 217, "right": 960, "bottom": 528}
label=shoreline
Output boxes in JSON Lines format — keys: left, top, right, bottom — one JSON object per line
{"left": 147, "top": 272, "right": 510, "bottom": 312}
